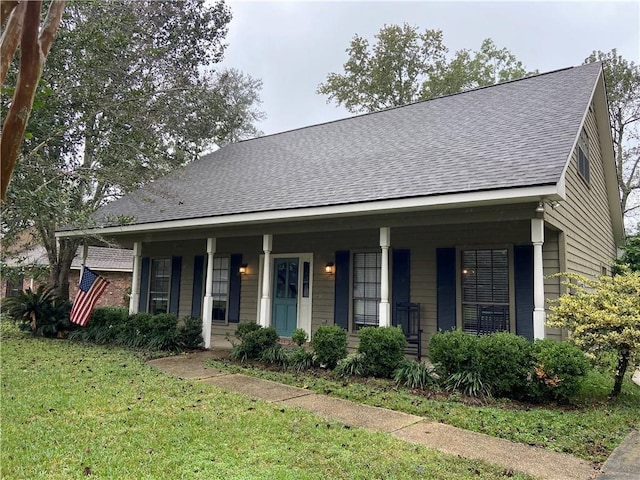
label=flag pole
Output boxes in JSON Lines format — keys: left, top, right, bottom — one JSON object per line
{"left": 79, "top": 241, "right": 88, "bottom": 284}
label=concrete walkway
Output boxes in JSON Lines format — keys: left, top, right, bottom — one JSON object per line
{"left": 147, "top": 350, "right": 603, "bottom": 480}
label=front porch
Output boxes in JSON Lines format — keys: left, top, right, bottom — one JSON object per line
{"left": 120, "top": 203, "right": 563, "bottom": 352}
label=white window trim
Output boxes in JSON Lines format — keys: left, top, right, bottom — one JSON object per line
{"left": 148, "top": 257, "right": 172, "bottom": 315}
{"left": 350, "top": 249, "right": 384, "bottom": 332}
{"left": 455, "top": 245, "right": 516, "bottom": 334}
{"left": 211, "top": 255, "right": 231, "bottom": 324}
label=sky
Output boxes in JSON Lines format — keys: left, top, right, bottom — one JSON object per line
{"left": 217, "top": 0, "right": 640, "bottom": 136}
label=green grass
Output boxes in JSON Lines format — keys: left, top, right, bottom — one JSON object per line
{"left": 1, "top": 325, "right": 534, "bottom": 480}
{"left": 206, "top": 357, "right": 640, "bottom": 463}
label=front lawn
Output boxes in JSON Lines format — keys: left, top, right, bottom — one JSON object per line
{"left": 1, "top": 326, "right": 534, "bottom": 479}
{"left": 207, "top": 357, "right": 640, "bottom": 464}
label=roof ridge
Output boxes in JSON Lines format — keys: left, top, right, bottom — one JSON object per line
{"left": 235, "top": 63, "right": 598, "bottom": 144}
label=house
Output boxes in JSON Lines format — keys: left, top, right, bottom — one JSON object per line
{"left": 57, "top": 63, "right": 624, "bottom": 352}
{"left": 2, "top": 243, "right": 133, "bottom": 308}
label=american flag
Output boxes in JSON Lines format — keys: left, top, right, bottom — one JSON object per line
{"left": 70, "top": 267, "right": 109, "bottom": 327}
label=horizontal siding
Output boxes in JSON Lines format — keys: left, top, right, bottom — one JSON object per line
{"left": 546, "top": 107, "right": 617, "bottom": 279}
{"left": 137, "top": 215, "right": 579, "bottom": 347}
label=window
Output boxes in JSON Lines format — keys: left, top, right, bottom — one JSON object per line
{"left": 578, "top": 128, "right": 590, "bottom": 183}
{"left": 461, "top": 249, "right": 509, "bottom": 335}
{"left": 5, "top": 275, "right": 24, "bottom": 297}
{"left": 149, "top": 258, "right": 171, "bottom": 314}
{"left": 353, "top": 252, "right": 381, "bottom": 329}
{"left": 212, "top": 256, "right": 229, "bottom": 321}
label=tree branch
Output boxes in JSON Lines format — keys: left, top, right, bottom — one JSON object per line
{"left": 0, "top": 0, "right": 19, "bottom": 29}
{"left": 39, "top": 0, "right": 66, "bottom": 58}
{"left": 1, "top": 0, "right": 42, "bottom": 201}
{"left": 0, "top": 0, "right": 25, "bottom": 86}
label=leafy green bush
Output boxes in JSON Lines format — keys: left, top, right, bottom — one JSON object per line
{"left": 334, "top": 353, "right": 366, "bottom": 377}
{"left": 234, "top": 322, "right": 262, "bottom": 341}
{"left": 475, "top": 332, "right": 532, "bottom": 398}
{"left": 311, "top": 325, "right": 347, "bottom": 369}
{"left": 230, "top": 326, "right": 279, "bottom": 361}
{"left": 291, "top": 328, "right": 308, "bottom": 346}
{"left": 177, "top": 317, "right": 203, "bottom": 349}
{"left": 428, "top": 329, "right": 478, "bottom": 377}
{"left": 393, "top": 359, "right": 438, "bottom": 389}
{"left": 530, "top": 339, "right": 591, "bottom": 402}
{"left": 547, "top": 269, "right": 640, "bottom": 396}
{"left": 286, "top": 346, "right": 316, "bottom": 371}
{"left": 357, "top": 326, "right": 407, "bottom": 378}
{"left": 69, "top": 308, "right": 190, "bottom": 352}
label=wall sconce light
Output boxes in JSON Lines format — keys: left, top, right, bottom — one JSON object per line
{"left": 239, "top": 264, "right": 248, "bottom": 275}
{"left": 325, "top": 262, "right": 334, "bottom": 274}
{"left": 536, "top": 199, "right": 561, "bottom": 214}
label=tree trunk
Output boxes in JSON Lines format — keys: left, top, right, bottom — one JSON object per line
{"left": 1, "top": 0, "right": 65, "bottom": 200}
{"left": 612, "top": 348, "right": 630, "bottom": 396}
{"left": 50, "top": 237, "right": 81, "bottom": 300}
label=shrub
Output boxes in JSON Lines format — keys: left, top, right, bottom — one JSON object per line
{"left": 393, "top": 359, "right": 438, "bottom": 389}
{"left": 357, "top": 326, "right": 407, "bottom": 378}
{"left": 311, "top": 325, "right": 347, "bottom": 369}
{"left": 547, "top": 269, "right": 640, "bottom": 396}
{"left": 428, "top": 329, "right": 478, "bottom": 377}
{"left": 529, "top": 339, "right": 591, "bottom": 402}
{"left": 291, "top": 328, "right": 308, "bottom": 346}
{"left": 334, "top": 353, "right": 366, "bottom": 377}
{"left": 230, "top": 326, "right": 279, "bottom": 361}
{"left": 234, "top": 322, "right": 262, "bottom": 341}
{"left": 81, "top": 307, "right": 128, "bottom": 344}
{"left": 2, "top": 286, "right": 72, "bottom": 337}
{"left": 260, "top": 344, "right": 288, "bottom": 367}
{"left": 177, "top": 317, "right": 203, "bottom": 350}
{"left": 444, "top": 370, "right": 492, "bottom": 399}
{"left": 475, "top": 332, "right": 533, "bottom": 398}
{"left": 286, "top": 346, "right": 316, "bottom": 372}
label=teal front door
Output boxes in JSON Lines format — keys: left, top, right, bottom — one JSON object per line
{"left": 272, "top": 258, "right": 298, "bottom": 337}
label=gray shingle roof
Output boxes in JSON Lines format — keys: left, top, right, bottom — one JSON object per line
{"left": 5, "top": 245, "right": 133, "bottom": 272}
{"left": 94, "top": 63, "right": 601, "bottom": 227}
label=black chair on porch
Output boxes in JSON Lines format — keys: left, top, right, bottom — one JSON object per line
{"left": 394, "top": 302, "right": 422, "bottom": 360}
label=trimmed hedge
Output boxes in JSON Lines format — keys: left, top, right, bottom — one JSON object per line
{"left": 530, "top": 339, "right": 591, "bottom": 402}
{"left": 429, "top": 330, "right": 591, "bottom": 401}
{"left": 231, "top": 323, "right": 279, "bottom": 361}
{"left": 475, "top": 332, "right": 533, "bottom": 398}
{"left": 311, "top": 325, "right": 347, "bottom": 369}
{"left": 68, "top": 307, "right": 203, "bottom": 352}
{"left": 358, "top": 326, "right": 407, "bottom": 378}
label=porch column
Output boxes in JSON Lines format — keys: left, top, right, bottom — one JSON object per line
{"left": 531, "top": 218, "right": 545, "bottom": 339}
{"left": 258, "top": 234, "right": 273, "bottom": 327}
{"left": 202, "top": 237, "right": 216, "bottom": 349}
{"left": 129, "top": 242, "right": 142, "bottom": 314}
{"left": 379, "top": 227, "right": 391, "bottom": 327}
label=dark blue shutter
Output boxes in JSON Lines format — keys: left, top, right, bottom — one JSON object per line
{"left": 436, "top": 248, "right": 457, "bottom": 332}
{"left": 334, "top": 251, "right": 350, "bottom": 330}
{"left": 392, "top": 249, "right": 411, "bottom": 326}
{"left": 139, "top": 257, "right": 150, "bottom": 312}
{"left": 169, "top": 256, "right": 182, "bottom": 315}
{"left": 228, "top": 254, "right": 242, "bottom": 323}
{"left": 191, "top": 255, "right": 205, "bottom": 318}
{"left": 514, "top": 245, "right": 534, "bottom": 341}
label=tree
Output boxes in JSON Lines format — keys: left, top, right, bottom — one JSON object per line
{"left": 585, "top": 50, "right": 640, "bottom": 225}
{"left": 317, "top": 24, "right": 532, "bottom": 114}
{"left": 425, "top": 38, "right": 531, "bottom": 98}
{"left": 547, "top": 270, "right": 640, "bottom": 396}
{"left": 0, "top": 0, "right": 66, "bottom": 200}
{"left": 1, "top": 0, "right": 265, "bottom": 299}
{"left": 616, "top": 235, "right": 640, "bottom": 272}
